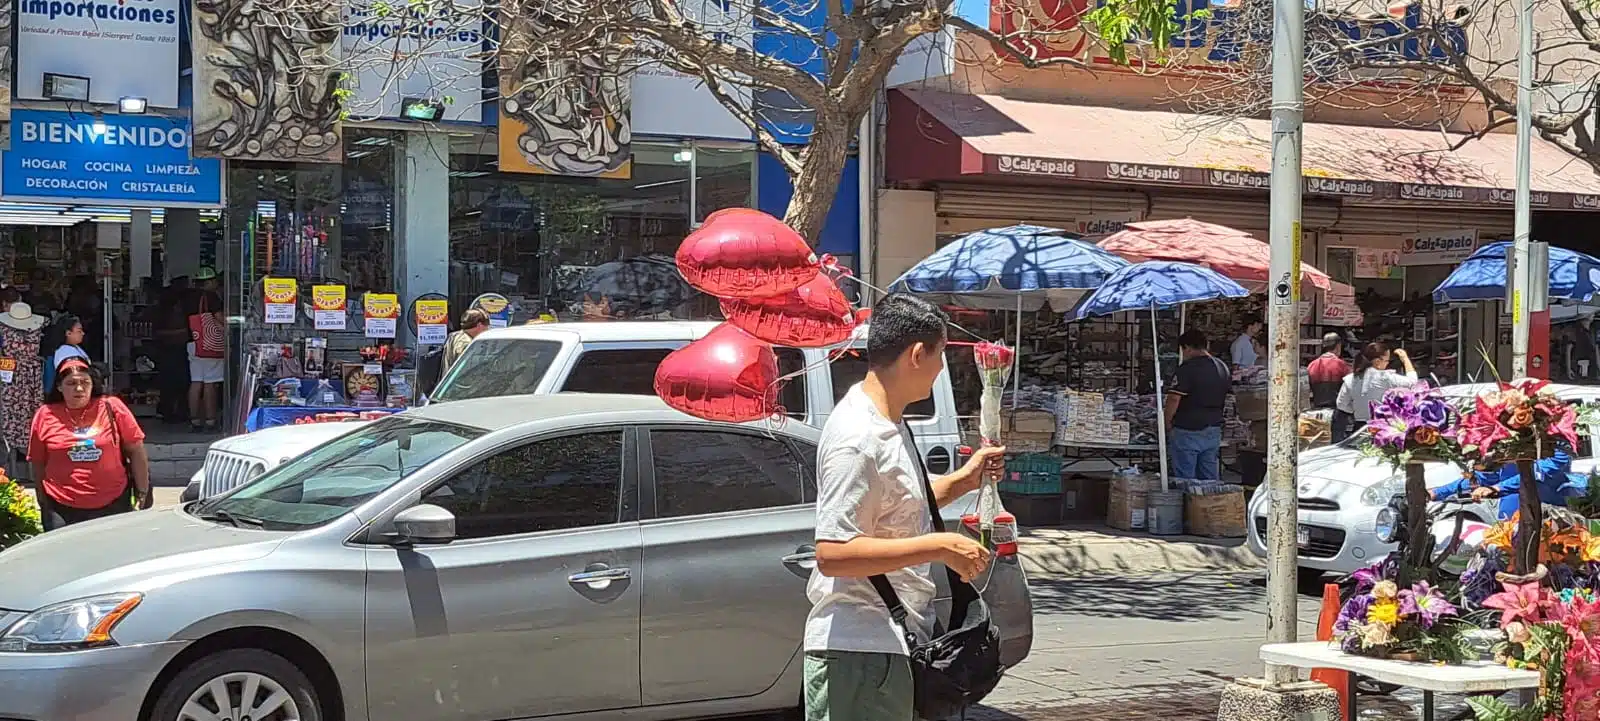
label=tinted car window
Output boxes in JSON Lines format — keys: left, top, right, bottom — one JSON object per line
{"left": 196, "top": 417, "right": 484, "bottom": 530}
{"left": 563, "top": 349, "right": 675, "bottom": 395}
{"left": 830, "top": 351, "right": 934, "bottom": 418}
{"left": 427, "top": 431, "right": 626, "bottom": 539}
{"left": 432, "top": 339, "right": 562, "bottom": 402}
{"left": 651, "top": 431, "right": 806, "bottom": 518}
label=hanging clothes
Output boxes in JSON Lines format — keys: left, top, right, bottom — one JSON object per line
{"left": 0, "top": 325, "right": 43, "bottom": 449}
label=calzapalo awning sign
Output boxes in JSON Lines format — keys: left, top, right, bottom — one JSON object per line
{"left": 1398, "top": 228, "right": 1479, "bottom": 266}
{"left": 2, "top": 110, "right": 223, "bottom": 208}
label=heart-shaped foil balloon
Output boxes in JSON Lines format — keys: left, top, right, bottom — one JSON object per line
{"left": 653, "top": 322, "right": 782, "bottom": 422}
{"left": 675, "top": 208, "right": 819, "bottom": 298}
{"left": 721, "top": 274, "right": 855, "bottom": 348}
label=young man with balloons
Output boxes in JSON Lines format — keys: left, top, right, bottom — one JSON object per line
{"left": 801, "top": 294, "right": 1005, "bottom": 721}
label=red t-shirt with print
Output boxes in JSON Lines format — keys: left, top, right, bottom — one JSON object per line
{"left": 29, "top": 397, "right": 144, "bottom": 509}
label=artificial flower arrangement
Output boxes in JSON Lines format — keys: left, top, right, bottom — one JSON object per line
{"left": 972, "top": 341, "right": 1015, "bottom": 548}
{"left": 0, "top": 469, "right": 41, "bottom": 551}
{"left": 1458, "top": 379, "right": 1583, "bottom": 465}
{"left": 1360, "top": 381, "right": 1470, "bottom": 469}
{"left": 1333, "top": 572, "right": 1473, "bottom": 663}
{"left": 1465, "top": 576, "right": 1600, "bottom": 721}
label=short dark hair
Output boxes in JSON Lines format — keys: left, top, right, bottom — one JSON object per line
{"left": 460, "top": 309, "right": 490, "bottom": 330}
{"left": 866, "top": 294, "right": 948, "bottom": 369}
{"left": 1179, "top": 329, "right": 1208, "bottom": 350}
{"left": 1322, "top": 332, "right": 1343, "bottom": 353}
{"left": 46, "top": 361, "right": 106, "bottom": 404}
{"left": 1242, "top": 314, "right": 1262, "bottom": 327}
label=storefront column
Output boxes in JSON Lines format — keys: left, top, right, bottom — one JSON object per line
{"left": 394, "top": 130, "right": 450, "bottom": 311}
{"left": 165, "top": 208, "right": 201, "bottom": 280}
{"left": 130, "top": 210, "right": 153, "bottom": 285}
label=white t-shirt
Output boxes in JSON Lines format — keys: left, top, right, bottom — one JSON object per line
{"left": 1337, "top": 368, "right": 1420, "bottom": 422}
{"left": 805, "top": 384, "right": 936, "bottom": 656}
{"left": 52, "top": 344, "right": 88, "bottom": 370}
{"left": 1231, "top": 333, "right": 1259, "bottom": 367}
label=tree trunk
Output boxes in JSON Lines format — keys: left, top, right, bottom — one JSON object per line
{"left": 1401, "top": 462, "right": 1429, "bottom": 587}
{"left": 782, "top": 122, "right": 853, "bottom": 245}
{"left": 1514, "top": 459, "right": 1542, "bottom": 575}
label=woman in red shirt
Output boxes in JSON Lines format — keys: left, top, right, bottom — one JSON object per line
{"left": 29, "top": 358, "right": 152, "bottom": 529}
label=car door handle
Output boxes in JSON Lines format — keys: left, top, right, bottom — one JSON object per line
{"left": 782, "top": 545, "right": 817, "bottom": 570}
{"left": 568, "top": 567, "right": 631, "bottom": 590}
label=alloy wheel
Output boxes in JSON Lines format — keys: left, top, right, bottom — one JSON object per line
{"left": 177, "top": 671, "right": 302, "bottom": 721}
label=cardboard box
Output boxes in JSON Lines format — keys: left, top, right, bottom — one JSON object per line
{"left": 1107, "top": 475, "right": 1148, "bottom": 531}
{"left": 1185, "top": 489, "right": 1247, "bottom": 538}
{"left": 1063, "top": 474, "right": 1110, "bottom": 522}
{"left": 1003, "top": 492, "right": 1062, "bottom": 528}
{"left": 1005, "top": 410, "right": 1057, "bottom": 435}
{"left": 1234, "top": 390, "right": 1268, "bottom": 421}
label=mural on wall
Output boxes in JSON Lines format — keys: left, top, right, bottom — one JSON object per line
{"left": 498, "top": 13, "right": 631, "bottom": 178}
{"left": 191, "top": 0, "right": 343, "bottom": 162}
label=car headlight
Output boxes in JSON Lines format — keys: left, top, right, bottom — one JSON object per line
{"left": 0, "top": 593, "right": 142, "bottom": 652}
{"left": 1375, "top": 506, "right": 1400, "bottom": 544}
{"left": 1361, "top": 475, "right": 1405, "bottom": 507}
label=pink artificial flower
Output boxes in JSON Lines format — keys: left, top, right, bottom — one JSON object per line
{"left": 1483, "top": 581, "right": 1556, "bottom": 627}
{"left": 1550, "top": 403, "right": 1582, "bottom": 449}
{"left": 1460, "top": 395, "right": 1514, "bottom": 452}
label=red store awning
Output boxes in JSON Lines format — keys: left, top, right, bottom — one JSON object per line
{"left": 887, "top": 88, "right": 1600, "bottom": 209}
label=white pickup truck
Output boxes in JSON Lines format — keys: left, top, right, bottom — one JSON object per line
{"left": 186, "top": 321, "right": 967, "bottom": 501}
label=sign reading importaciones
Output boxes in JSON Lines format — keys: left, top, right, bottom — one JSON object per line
{"left": 2, "top": 109, "right": 223, "bottom": 207}
{"left": 17, "top": 0, "right": 180, "bottom": 107}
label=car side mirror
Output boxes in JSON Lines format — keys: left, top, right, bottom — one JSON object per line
{"left": 392, "top": 504, "right": 456, "bottom": 546}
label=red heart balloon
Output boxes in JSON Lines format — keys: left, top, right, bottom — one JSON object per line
{"left": 653, "top": 323, "right": 782, "bottom": 422}
{"left": 676, "top": 208, "right": 819, "bottom": 298}
{"left": 721, "top": 274, "right": 855, "bottom": 348}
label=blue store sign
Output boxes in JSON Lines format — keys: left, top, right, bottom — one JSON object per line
{"left": 3, "top": 109, "right": 223, "bottom": 208}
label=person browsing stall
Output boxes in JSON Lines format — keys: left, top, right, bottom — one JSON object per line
{"left": 29, "top": 358, "right": 152, "bottom": 529}
{"left": 1165, "top": 329, "right": 1232, "bottom": 482}
{"left": 442, "top": 309, "right": 492, "bottom": 374}
{"left": 1307, "top": 332, "right": 1352, "bottom": 410}
{"left": 1335, "top": 341, "right": 1418, "bottom": 435}
{"left": 805, "top": 293, "right": 1003, "bottom": 721}
{"left": 1231, "top": 315, "right": 1263, "bottom": 367}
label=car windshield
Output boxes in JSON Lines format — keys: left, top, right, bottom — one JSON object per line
{"left": 194, "top": 417, "right": 485, "bottom": 530}
{"left": 432, "top": 338, "right": 562, "bottom": 402}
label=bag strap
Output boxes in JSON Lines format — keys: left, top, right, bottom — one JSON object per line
{"left": 868, "top": 421, "right": 979, "bottom": 632}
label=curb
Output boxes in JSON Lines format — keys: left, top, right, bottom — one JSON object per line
{"left": 1018, "top": 525, "right": 1265, "bottom": 577}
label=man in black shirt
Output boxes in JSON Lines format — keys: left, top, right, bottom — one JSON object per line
{"left": 1165, "top": 329, "right": 1232, "bottom": 481}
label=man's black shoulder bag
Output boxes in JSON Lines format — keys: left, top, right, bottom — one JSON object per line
{"left": 870, "top": 424, "right": 1004, "bottom": 720}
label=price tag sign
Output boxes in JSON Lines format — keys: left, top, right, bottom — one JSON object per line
{"left": 263, "top": 278, "right": 298, "bottom": 324}
{"left": 363, "top": 363, "right": 383, "bottom": 376}
{"left": 0, "top": 358, "right": 16, "bottom": 384}
{"left": 312, "top": 285, "right": 347, "bottom": 331}
{"left": 415, "top": 299, "right": 449, "bottom": 345}
{"left": 364, "top": 293, "right": 399, "bottom": 339}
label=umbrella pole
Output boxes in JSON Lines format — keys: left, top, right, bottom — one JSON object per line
{"left": 1152, "top": 303, "right": 1170, "bottom": 492}
{"left": 1180, "top": 305, "right": 1187, "bottom": 334}
{"left": 1013, "top": 294, "right": 1022, "bottom": 410}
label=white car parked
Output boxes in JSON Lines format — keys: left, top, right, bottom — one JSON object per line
{"left": 186, "top": 321, "right": 967, "bottom": 502}
{"left": 1245, "top": 383, "right": 1600, "bottom": 577}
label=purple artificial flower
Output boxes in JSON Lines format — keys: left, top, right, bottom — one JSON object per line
{"left": 1399, "top": 582, "right": 1458, "bottom": 629}
{"left": 1350, "top": 562, "right": 1386, "bottom": 591}
{"left": 1335, "top": 593, "right": 1374, "bottom": 633}
{"left": 1416, "top": 397, "right": 1450, "bottom": 428}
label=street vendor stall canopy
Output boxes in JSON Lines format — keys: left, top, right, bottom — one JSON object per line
{"left": 1097, "top": 219, "right": 1333, "bottom": 294}
{"left": 1432, "top": 241, "right": 1600, "bottom": 304}
{"left": 888, "top": 223, "right": 1131, "bottom": 310}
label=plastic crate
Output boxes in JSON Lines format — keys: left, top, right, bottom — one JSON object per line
{"left": 1000, "top": 453, "right": 1063, "bottom": 495}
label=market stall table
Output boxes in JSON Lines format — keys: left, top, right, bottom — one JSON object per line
{"left": 1259, "top": 641, "right": 1538, "bottom": 721}
{"left": 1056, "top": 441, "right": 1161, "bottom": 471}
{"left": 245, "top": 406, "right": 403, "bottom": 432}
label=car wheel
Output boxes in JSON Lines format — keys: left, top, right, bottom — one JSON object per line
{"left": 149, "top": 649, "right": 322, "bottom": 721}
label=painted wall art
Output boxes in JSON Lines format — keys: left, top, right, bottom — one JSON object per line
{"left": 497, "top": 13, "right": 631, "bottom": 178}
{"left": 191, "top": 0, "right": 343, "bottom": 163}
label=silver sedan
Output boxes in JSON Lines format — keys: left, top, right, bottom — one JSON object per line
{"left": 0, "top": 393, "right": 1033, "bottom": 721}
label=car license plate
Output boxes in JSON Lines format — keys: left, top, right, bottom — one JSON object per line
{"left": 1297, "top": 525, "right": 1311, "bottom": 548}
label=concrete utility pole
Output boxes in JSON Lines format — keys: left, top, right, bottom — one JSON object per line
{"left": 1509, "top": 0, "right": 1534, "bottom": 377}
{"left": 1261, "top": 0, "right": 1305, "bottom": 687}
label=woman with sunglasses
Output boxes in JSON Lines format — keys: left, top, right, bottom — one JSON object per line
{"left": 29, "top": 358, "right": 152, "bottom": 529}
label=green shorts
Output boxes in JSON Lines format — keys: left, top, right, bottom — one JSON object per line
{"left": 803, "top": 650, "right": 914, "bottom": 721}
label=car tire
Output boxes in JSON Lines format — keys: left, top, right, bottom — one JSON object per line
{"left": 149, "top": 648, "right": 322, "bottom": 721}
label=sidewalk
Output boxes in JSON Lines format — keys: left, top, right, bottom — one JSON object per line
{"left": 1019, "top": 524, "right": 1263, "bottom": 578}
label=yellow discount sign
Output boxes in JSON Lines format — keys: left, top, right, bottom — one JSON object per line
{"left": 312, "top": 285, "right": 347, "bottom": 331}
{"left": 263, "top": 277, "right": 298, "bottom": 324}
{"left": 364, "top": 293, "right": 399, "bottom": 339}
{"left": 415, "top": 298, "right": 449, "bottom": 345}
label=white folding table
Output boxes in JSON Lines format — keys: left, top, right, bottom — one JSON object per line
{"left": 1260, "top": 641, "right": 1540, "bottom": 720}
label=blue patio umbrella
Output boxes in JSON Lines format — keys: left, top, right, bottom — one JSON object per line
{"left": 1433, "top": 241, "right": 1600, "bottom": 304}
{"left": 1074, "top": 261, "right": 1251, "bottom": 490}
{"left": 889, "top": 224, "right": 1130, "bottom": 311}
